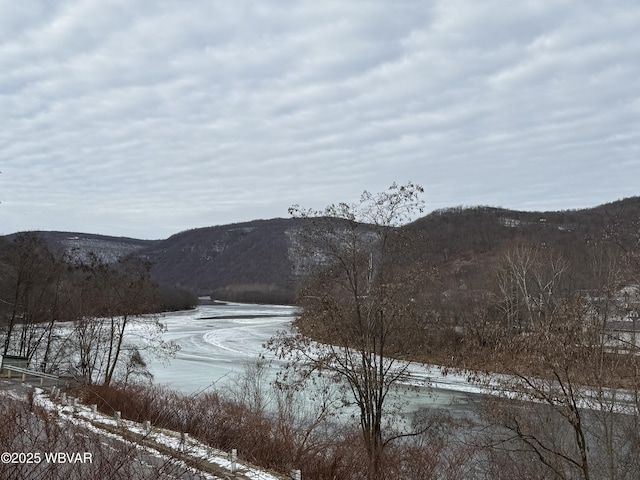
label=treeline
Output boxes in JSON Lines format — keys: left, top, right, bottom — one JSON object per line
{"left": 0, "top": 232, "right": 196, "bottom": 385}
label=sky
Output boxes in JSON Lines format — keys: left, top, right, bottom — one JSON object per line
{"left": 1, "top": 0, "right": 639, "bottom": 240}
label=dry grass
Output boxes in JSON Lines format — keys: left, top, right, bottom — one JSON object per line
{"left": 0, "top": 392, "right": 192, "bottom": 479}
{"left": 75, "top": 382, "right": 475, "bottom": 480}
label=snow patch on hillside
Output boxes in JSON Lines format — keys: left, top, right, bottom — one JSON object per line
{"left": 61, "top": 236, "right": 146, "bottom": 263}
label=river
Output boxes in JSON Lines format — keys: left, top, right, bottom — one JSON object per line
{"left": 146, "top": 302, "right": 483, "bottom": 415}
{"left": 146, "top": 302, "right": 296, "bottom": 393}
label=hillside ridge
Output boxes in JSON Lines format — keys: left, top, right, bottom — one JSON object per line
{"left": 4, "top": 197, "right": 639, "bottom": 303}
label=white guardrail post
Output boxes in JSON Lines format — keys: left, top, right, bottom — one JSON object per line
{"left": 230, "top": 448, "right": 237, "bottom": 473}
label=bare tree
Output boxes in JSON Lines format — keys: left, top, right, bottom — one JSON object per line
{"left": 494, "top": 242, "right": 569, "bottom": 333}
{"left": 0, "top": 233, "right": 65, "bottom": 365}
{"left": 477, "top": 241, "right": 640, "bottom": 480}
{"left": 69, "top": 254, "right": 177, "bottom": 385}
{"left": 270, "top": 182, "right": 426, "bottom": 480}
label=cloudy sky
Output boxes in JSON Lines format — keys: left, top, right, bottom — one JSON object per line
{"left": 1, "top": 0, "right": 639, "bottom": 239}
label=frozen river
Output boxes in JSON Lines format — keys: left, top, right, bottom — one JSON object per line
{"left": 146, "top": 302, "right": 295, "bottom": 393}
{"left": 146, "top": 302, "right": 483, "bottom": 414}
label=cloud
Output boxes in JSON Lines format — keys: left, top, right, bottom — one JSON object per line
{"left": 1, "top": 0, "right": 639, "bottom": 238}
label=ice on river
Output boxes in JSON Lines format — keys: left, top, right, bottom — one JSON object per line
{"left": 145, "top": 303, "right": 485, "bottom": 415}
{"left": 145, "top": 303, "right": 295, "bottom": 393}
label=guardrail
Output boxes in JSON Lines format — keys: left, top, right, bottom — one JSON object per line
{"left": 2, "top": 365, "right": 59, "bottom": 386}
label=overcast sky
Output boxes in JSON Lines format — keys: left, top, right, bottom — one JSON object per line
{"left": 1, "top": 1, "right": 639, "bottom": 239}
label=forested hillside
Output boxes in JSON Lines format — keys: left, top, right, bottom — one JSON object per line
{"left": 138, "top": 218, "right": 306, "bottom": 303}
{"left": 5, "top": 197, "right": 639, "bottom": 304}
{"left": 406, "top": 198, "right": 640, "bottom": 294}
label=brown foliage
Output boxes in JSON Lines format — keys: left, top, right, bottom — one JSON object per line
{"left": 75, "top": 381, "right": 476, "bottom": 480}
{"left": 0, "top": 393, "right": 184, "bottom": 479}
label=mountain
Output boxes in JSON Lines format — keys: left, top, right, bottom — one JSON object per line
{"left": 137, "top": 218, "right": 316, "bottom": 303}
{"left": 5, "top": 218, "right": 323, "bottom": 304}
{"left": 2, "top": 231, "right": 157, "bottom": 263}
{"left": 404, "top": 197, "right": 640, "bottom": 292}
{"left": 5, "top": 197, "right": 640, "bottom": 304}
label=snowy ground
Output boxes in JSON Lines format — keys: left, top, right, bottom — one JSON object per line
{"left": 3, "top": 385, "right": 289, "bottom": 480}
